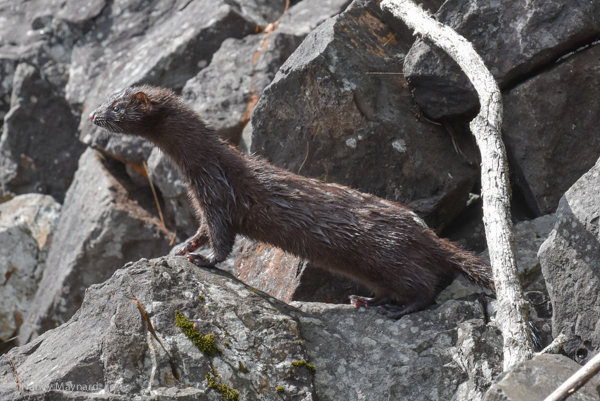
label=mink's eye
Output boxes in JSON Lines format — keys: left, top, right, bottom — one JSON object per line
{"left": 113, "top": 106, "right": 120, "bottom": 112}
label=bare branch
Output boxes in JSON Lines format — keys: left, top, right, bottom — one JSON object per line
{"left": 380, "top": 0, "right": 534, "bottom": 370}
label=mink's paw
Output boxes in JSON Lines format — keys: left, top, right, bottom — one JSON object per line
{"left": 170, "top": 234, "right": 209, "bottom": 256}
{"left": 187, "top": 253, "right": 216, "bottom": 267}
{"left": 349, "top": 295, "right": 390, "bottom": 308}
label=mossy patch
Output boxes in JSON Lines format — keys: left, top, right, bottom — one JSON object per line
{"left": 276, "top": 385, "right": 285, "bottom": 394}
{"left": 175, "top": 310, "right": 220, "bottom": 355}
{"left": 206, "top": 374, "right": 240, "bottom": 401}
{"left": 291, "top": 360, "right": 316, "bottom": 374}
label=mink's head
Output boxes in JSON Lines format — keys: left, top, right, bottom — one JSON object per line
{"left": 89, "top": 85, "right": 183, "bottom": 140}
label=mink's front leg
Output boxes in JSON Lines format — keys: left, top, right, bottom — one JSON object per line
{"left": 170, "top": 225, "right": 209, "bottom": 256}
{"left": 187, "top": 207, "right": 235, "bottom": 267}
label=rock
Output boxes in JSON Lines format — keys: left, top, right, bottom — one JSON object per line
{"left": 0, "top": 63, "right": 86, "bottom": 203}
{"left": 70, "top": 0, "right": 271, "bottom": 172}
{"left": 293, "top": 299, "right": 502, "bottom": 400}
{"left": 484, "top": 354, "right": 600, "bottom": 401}
{"left": 147, "top": 147, "right": 198, "bottom": 238}
{"left": 539, "top": 157, "right": 600, "bottom": 363}
{"left": 404, "top": 0, "right": 600, "bottom": 119}
{"left": 182, "top": 0, "right": 351, "bottom": 144}
{"left": 251, "top": 0, "right": 479, "bottom": 229}
{"left": 1, "top": 256, "right": 314, "bottom": 400}
{"left": 0, "top": 194, "right": 60, "bottom": 346}
{"left": 0, "top": 0, "right": 106, "bottom": 104}
{"left": 234, "top": 239, "right": 370, "bottom": 303}
{"left": 18, "top": 148, "right": 172, "bottom": 345}
{"left": 503, "top": 43, "right": 600, "bottom": 215}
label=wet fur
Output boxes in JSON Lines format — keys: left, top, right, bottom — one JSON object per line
{"left": 90, "top": 85, "right": 494, "bottom": 317}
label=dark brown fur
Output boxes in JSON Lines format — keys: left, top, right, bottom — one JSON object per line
{"left": 90, "top": 85, "right": 494, "bottom": 317}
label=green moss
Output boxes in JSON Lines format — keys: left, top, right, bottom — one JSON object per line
{"left": 223, "top": 341, "right": 230, "bottom": 347}
{"left": 276, "top": 385, "right": 285, "bottom": 394}
{"left": 198, "top": 295, "right": 205, "bottom": 301}
{"left": 291, "top": 360, "right": 316, "bottom": 374}
{"left": 175, "top": 310, "right": 220, "bottom": 355}
{"left": 297, "top": 340, "right": 303, "bottom": 345}
{"left": 206, "top": 374, "right": 240, "bottom": 401}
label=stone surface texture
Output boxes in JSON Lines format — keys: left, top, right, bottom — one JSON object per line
{"left": 539, "top": 157, "right": 600, "bottom": 364}
{"left": 1, "top": 256, "right": 315, "bottom": 400}
{"left": 293, "top": 299, "right": 502, "bottom": 401}
{"left": 484, "top": 354, "right": 600, "bottom": 401}
{"left": 0, "top": 194, "right": 61, "bottom": 343}
{"left": 251, "top": 0, "right": 479, "bottom": 230}
{"left": 503, "top": 43, "right": 600, "bottom": 215}
{"left": 404, "top": 0, "right": 600, "bottom": 119}
{"left": 0, "top": 63, "right": 86, "bottom": 202}
{"left": 18, "top": 148, "right": 172, "bottom": 345}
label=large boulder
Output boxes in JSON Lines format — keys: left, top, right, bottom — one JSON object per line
{"left": 0, "top": 256, "right": 502, "bottom": 400}
{"left": 539, "top": 157, "right": 600, "bottom": 363}
{"left": 404, "top": 0, "right": 600, "bottom": 119}
{"left": 0, "top": 194, "right": 60, "bottom": 349}
{"left": 251, "top": 0, "right": 479, "bottom": 229}
{"left": 1, "top": 256, "right": 315, "bottom": 400}
{"left": 503, "top": 43, "right": 600, "bottom": 215}
{"left": 18, "top": 148, "right": 172, "bottom": 345}
{"left": 0, "top": 63, "right": 86, "bottom": 202}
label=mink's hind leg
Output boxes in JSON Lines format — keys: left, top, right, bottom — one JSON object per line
{"left": 350, "top": 294, "right": 433, "bottom": 319}
{"left": 376, "top": 300, "right": 431, "bottom": 319}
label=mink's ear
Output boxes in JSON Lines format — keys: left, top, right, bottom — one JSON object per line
{"left": 132, "top": 91, "right": 152, "bottom": 111}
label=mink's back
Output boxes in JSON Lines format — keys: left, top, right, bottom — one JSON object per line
{"left": 231, "top": 152, "right": 462, "bottom": 299}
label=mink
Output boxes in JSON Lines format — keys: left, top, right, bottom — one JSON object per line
{"left": 90, "top": 85, "right": 494, "bottom": 318}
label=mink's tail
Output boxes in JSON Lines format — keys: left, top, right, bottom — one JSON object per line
{"left": 439, "top": 238, "right": 496, "bottom": 292}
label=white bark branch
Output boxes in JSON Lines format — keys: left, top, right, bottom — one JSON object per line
{"left": 544, "top": 351, "right": 600, "bottom": 401}
{"left": 380, "top": 0, "right": 534, "bottom": 370}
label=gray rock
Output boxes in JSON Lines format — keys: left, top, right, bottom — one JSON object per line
{"left": 484, "top": 354, "right": 600, "bottom": 401}
{"left": 70, "top": 0, "right": 268, "bottom": 168}
{"left": 503, "top": 43, "right": 600, "bottom": 215}
{"left": 251, "top": 0, "right": 479, "bottom": 229}
{"left": 0, "top": 194, "right": 60, "bottom": 343}
{"left": 18, "top": 148, "right": 172, "bottom": 345}
{"left": 292, "top": 299, "right": 502, "bottom": 401}
{"left": 0, "top": 63, "right": 86, "bottom": 203}
{"left": 404, "top": 0, "right": 600, "bottom": 119}
{"left": 1, "top": 256, "right": 314, "bottom": 400}
{"left": 182, "top": 0, "right": 351, "bottom": 144}
{"left": 147, "top": 147, "right": 197, "bottom": 238}
{"left": 539, "top": 157, "right": 600, "bottom": 363}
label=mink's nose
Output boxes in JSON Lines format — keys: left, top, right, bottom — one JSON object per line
{"left": 89, "top": 112, "right": 95, "bottom": 122}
